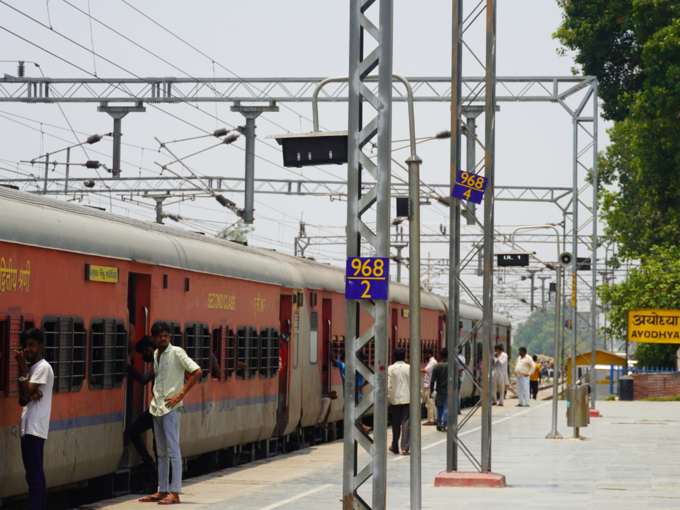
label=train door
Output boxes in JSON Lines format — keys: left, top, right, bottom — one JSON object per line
{"left": 125, "top": 272, "right": 151, "bottom": 466}
{"left": 321, "top": 298, "right": 332, "bottom": 392}
{"left": 391, "top": 308, "right": 398, "bottom": 363}
{"left": 437, "top": 316, "right": 444, "bottom": 353}
{"left": 277, "top": 294, "right": 292, "bottom": 434}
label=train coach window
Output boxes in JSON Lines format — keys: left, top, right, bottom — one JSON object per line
{"left": 89, "top": 319, "right": 127, "bottom": 390}
{"left": 43, "top": 316, "right": 86, "bottom": 393}
{"left": 226, "top": 328, "right": 236, "bottom": 378}
{"left": 185, "top": 323, "right": 211, "bottom": 382}
{"left": 259, "top": 328, "right": 279, "bottom": 378}
{"left": 309, "top": 312, "right": 318, "bottom": 365}
{"left": 0, "top": 319, "right": 7, "bottom": 394}
{"left": 237, "top": 326, "right": 256, "bottom": 380}
{"left": 212, "top": 327, "right": 222, "bottom": 381}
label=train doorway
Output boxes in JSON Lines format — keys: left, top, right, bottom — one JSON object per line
{"left": 124, "top": 272, "right": 151, "bottom": 467}
{"left": 277, "top": 294, "right": 292, "bottom": 435}
{"left": 321, "top": 299, "right": 332, "bottom": 393}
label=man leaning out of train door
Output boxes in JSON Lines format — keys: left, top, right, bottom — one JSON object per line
{"left": 514, "top": 347, "right": 535, "bottom": 407}
{"left": 139, "top": 322, "right": 202, "bottom": 505}
{"left": 15, "top": 327, "right": 54, "bottom": 510}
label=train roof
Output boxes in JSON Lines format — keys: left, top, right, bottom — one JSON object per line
{"left": 0, "top": 187, "right": 509, "bottom": 326}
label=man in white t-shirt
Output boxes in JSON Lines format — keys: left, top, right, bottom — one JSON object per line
{"left": 14, "top": 327, "right": 54, "bottom": 510}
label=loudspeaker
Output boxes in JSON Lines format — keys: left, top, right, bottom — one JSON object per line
{"left": 559, "top": 252, "right": 573, "bottom": 268}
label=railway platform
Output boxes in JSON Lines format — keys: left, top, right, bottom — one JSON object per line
{"left": 94, "top": 400, "right": 680, "bottom": 510}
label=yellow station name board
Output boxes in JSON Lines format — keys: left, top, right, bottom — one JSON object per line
{"left": 85, "top": 264, "right": 119, "bottom": 283}
{"left": 628, "top": 309, "right": 680, "bottom": 343}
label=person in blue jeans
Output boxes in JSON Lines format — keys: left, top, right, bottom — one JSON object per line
{"left": 430, "top": 348, "right": 449, "bottom": 432}
{"left": 334, "top": 350, "right": 370, "bottom": 433}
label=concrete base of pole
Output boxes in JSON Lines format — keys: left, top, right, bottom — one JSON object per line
{"left": 434, "top": 472, "right": 506, "bottom": 488}
{"left": 589, "top": 408, "right": 601, "bottom": 418}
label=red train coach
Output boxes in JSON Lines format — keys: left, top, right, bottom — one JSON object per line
{"left": 1, "top": 188, "right": 468, "bottom": 504}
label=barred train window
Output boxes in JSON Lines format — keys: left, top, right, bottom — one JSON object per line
{"left": 42, "top": 316, "right": 86, "bottom": 393}
{"left": 89, "top": 318, "right": 127, "bottom": 390}
{"left": 259, "top": 328, "right": 279, "bottom": 378}
{"left": 185, "top": 323, "right": 210, "bottom": 381}
{"left": 226, "top": 327, "right": 236, "bottom": 378}
{"left": 237, "top": 326, "right": 257, "bottom": 380}
{"left": 309, "top": 311, "right": 318, "bottom": 365}
{"left": 213, "top": 326, "right": 236, "bottom": 380}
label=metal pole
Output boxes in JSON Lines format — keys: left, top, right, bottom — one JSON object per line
{"left": 590, "top": 82, "right": 599, "bottom": 411}
{"left": 528, "top": 269, "right": 539, "bottom": 311}
{"left": 43, "top": 153, "right": 49, "bottom": 194}
{"left": 65, "top": 147, "right": 70, "bottom": 194}
{"left": 570, "top": 113, "right": 579, "bottom": 438}
{"left": 408, "top": 154, "right": 422, "bottom": 510}
{"left": 447, "top": 0, "right": 463, "bottom": 473}
{"left": 112, "top": 116, "right": 123, "bottom": 179}
{"left": 539, "top": 276, "right": 550, "bottom": 312}
{"left": 244, "top": 115, "right": 256, "bottom": 224}
{"left": 464, "top": 114, "right": 477, "bottom": 225}
{"left": 344, "top": 1, "right": 392, "bottom": 507}
{"left": 481, "top": 0, "right": 497, "bottom": 473}
{"left": 546, "top": 266, "right": 563, "bottom": 439}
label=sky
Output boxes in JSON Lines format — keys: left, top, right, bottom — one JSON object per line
{"left": 0, "top": 0, "right": 616, "bottom": 325}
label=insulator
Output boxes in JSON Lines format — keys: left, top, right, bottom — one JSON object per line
{"left": 86, "top": 134, "right": 103, "bottom": 144}
{"left": 213, "top": 128, "right": 229, "bottom": 137}
{"left": 436, "top": 196, "right": 451, "bottom": 208}
{"left": 85, "top": 160, "right": 100, "bottom": 169}
{"left": 17, "top": 61, "right": 25, "bottom": 77}
{"left": 215, "top": 194, "right": 236, "bottom": 208}
{"left": 223, "top": 133, "right": 239, "bottom": 145}
{"left": 435, "top": 130, "right": 451, "bottom": 139}
{"left": 83, "top": 179, "right": 96, "bottom": 188}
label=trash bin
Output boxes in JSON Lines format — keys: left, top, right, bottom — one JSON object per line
{"left": 619, "top": 375, "right": 634, "bottom": 401}
{"left": 567, "top": 385, "right": 589, "bottom": 427}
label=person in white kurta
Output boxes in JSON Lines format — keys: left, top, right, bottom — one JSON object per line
{"left": 514, "top": 347, "right": 535, "bottom": 406}
{"left": 420, "top": 348, "right": 437, "bottom": 425}
{"left": 492, "top": 345, "right": 509, "bottom": 406}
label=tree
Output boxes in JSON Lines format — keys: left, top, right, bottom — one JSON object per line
{"left": 217, "top": 220, "right": 254, "bottom": 243}
{"left": 512, "top": 308, "right": 592, "bottom": 359}
{"left": 598, "top": 246, "right": 680, "bottom": 368}
{"left": 555, "top": 1, "right": 680, "bottom": 260}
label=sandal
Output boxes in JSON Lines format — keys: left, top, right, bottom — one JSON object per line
{"left": 158, "top": 497, "right": 180, "bottom": 505}
{"left": 139, "top": 496, "right": 163, "bottom": 503}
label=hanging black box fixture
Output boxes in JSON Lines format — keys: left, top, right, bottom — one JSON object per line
{"left": 267, "top": 132, "right": 348, "bottom": 168}
{"left": 576, "top": 257, "right": 591, "bottom": 271}
{"left": 396, "top": 197, "right": 409, "bottom": 218}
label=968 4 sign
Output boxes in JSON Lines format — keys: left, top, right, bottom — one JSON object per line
{"left": 345, "top": 257, "right": 389, "bottom": 300}
{"left": 451, "top": 170, "right": 487, "bottom": 204}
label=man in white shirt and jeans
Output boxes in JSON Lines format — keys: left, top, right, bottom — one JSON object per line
{"left": 15, "top": 327, "right": 54, "bottom": 510}
{"left": 388, "top": 348, "right": 410, "bottom": 455}
{"left": 140, "top": 322, "right": 202, "bottom": 505}
{"left": 514, "top": 347, "right": 535, "bottom": 407}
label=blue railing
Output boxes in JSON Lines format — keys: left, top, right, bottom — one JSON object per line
{"left": 609, "top": 364, "right": 678, "bottom": 395}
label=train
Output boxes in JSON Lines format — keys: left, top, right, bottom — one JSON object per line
{"left": 0, "top": 186, "right": 510, "bottom": 505}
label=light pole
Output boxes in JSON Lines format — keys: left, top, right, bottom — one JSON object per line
{"left": 527, "top": 269, "right": 540, "bottom": 312}
{"left": 538, "top": 276, "right": 551, "bottom": 312}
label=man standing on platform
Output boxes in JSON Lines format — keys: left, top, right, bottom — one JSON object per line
{"left": 421, "top": 348, "right": 437, "bottom": 426}
{"left": 492, "top": 344, "right": 509, "bottom": 406}
{"left": 430, "top": 348, "right": 449, "bottom": 432}
{"left": 514, "top": 347, "right": 535, "bottom": 407}
{"left": 530, "top": 355, "right": 541, "bottom": 400}
{"left": 15, "top": 327, "right": 53, "bottom": 510}
{"left": 388, "top": 348, "right": 410, "bottom": 455}
{"left": 140, "top": 322, "right": 202, "bottom": 505}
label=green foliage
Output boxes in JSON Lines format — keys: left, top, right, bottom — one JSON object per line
{"left": 598, "top": 246, "right": 680, "bottom": 367}
{"left": 640, "top": 395, "right": 680, "bottom": 401}
{"left": 513, "top": 308, "right": 591, "bottom": 358}
{"left": 556, "top": 1, "right": 680, "bottom": 260}
{"left": 605, "top": 393, "right": 617, "bottom": 401}
{"left": 217, "top": 220, "right": 254, "bottom": 243}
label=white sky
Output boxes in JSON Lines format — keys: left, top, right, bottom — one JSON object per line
{"left": 0, "top": 1, "right": 616, "bottom": 325}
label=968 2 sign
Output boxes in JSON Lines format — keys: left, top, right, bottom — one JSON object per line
{"left": 345, "top": 257, "right": 389, "bottom": 300}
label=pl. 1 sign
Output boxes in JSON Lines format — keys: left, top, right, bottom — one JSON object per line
{"left": 628, "top": 309, "right": 680, "bottom": 342}
{"left": 451, "top": 171, "right": 487, "bottom": 204}
{"left": 345, "top": 257, "right": 389, "bottom": 300}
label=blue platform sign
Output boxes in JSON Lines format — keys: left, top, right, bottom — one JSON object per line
{"left": 451, "top": 171, "right": 488, "bottom": 204}
{"left": 345, "top": 257, "right": 389, "bottom": 300}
